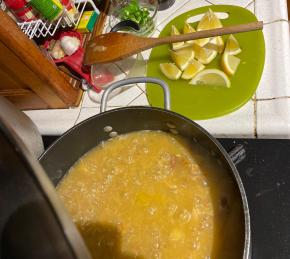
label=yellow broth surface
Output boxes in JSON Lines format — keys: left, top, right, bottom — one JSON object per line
{"left": 57, "top": 131, "right": 244, "bottom": 259}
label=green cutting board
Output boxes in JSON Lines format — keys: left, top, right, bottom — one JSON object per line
{"left": 146, "top": 5, "right": 265, "bottom": 120}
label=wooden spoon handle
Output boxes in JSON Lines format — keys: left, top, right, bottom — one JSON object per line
{"left": 155, "top": 21, "right": 263, "bottom": 45}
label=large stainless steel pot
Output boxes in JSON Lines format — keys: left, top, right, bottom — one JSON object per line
{"left": 0, "top": 77, "right": 250, "bottom": 259}
{"left": 40, "top": 77, "right": 251, "bottom": 259}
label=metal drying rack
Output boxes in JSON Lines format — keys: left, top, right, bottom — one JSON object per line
{"left": 17, "top": 0, "right": 100, "bottom": 39}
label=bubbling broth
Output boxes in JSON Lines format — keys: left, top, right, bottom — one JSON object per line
{"left": 57, "top": 131, "right": 244, "bottom": 259}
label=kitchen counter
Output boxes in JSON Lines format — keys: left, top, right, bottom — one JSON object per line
{"left": 25, "top": 0, "right": 290, "bottom": 138}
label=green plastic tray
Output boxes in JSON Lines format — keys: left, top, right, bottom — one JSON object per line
{"left": 146, "top": 5, "right": 265, "bottom": 120}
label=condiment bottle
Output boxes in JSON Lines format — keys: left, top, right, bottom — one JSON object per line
{"left": 27, "top": 0, "right": 63, "bottom": 21}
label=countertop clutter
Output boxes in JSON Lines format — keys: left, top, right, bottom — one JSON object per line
{"left": 24, "top": 0, "right": 290, "bottom": 138}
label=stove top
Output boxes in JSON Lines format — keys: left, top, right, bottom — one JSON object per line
{"left": 219, "top": 139, "right": 290, "bottom": 259}
{"left": 43, "top": 137, "right": 290, "bottom": 259}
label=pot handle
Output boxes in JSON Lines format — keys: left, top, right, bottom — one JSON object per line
{"left": 100, "top": 77, "right": 171, "bottom": 112}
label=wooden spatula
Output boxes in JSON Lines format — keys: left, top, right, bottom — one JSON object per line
{"left": 84, "top": 21, "right": 263, "bottom": 65}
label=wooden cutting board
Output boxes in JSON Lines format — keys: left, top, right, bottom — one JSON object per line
{"left": 146, "top": 5, "right": 265, "bottom": 120}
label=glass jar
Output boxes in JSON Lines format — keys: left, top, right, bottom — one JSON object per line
{"left": 89, "top": 53, "right": 146, "bottom": 102}
{"left": 109, "top": 0, "right": 158, "bottom": 37}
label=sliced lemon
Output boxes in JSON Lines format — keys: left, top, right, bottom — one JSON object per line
{"left": 175, "top": 46, "right": 195, "bottom": 60}
{"left": 183, "top": 22, "right": 196, "bottom": 34}
{"left": 193, "top": 43, "right": 217, "bottom": 65}
{"left": 183, "top": 22, "right": 196, "bottom": 45}
{"left": 189, "top": 68, "right": 231, "bottom": 87}
{"left": 171, "top": 25, "right": 184, "bottom": 50}
{"left": 170, "top": 47, "right": 195, "bottom": 70}
{"left": 181, "top": 59, "right": 205, "bottom": 80}
{"left": 204, "top": 36, "right": 224, "bottom": 53}
{"left": 160, "top": 63, "right": 182, "bottom": 80}
{"left": 224, "top": 34, "right": 242, "bottom": 55}
{"left": 221, "top": 53, "right": 241, "bottom": 76}
{"left": 215, "top": 36, "right": 225, "bottom": 53}
{"left": 195, "top": 37, "right": 210, "bottom": 48}
{"left": 197, "top": 9, "right": 223, "bottom": 31}
{"left": 195, "top": 9, "right": 223, "bottom": 46}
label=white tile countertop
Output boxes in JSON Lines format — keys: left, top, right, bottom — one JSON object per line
{"left": 25, "top": 0, "right": 290, "bottom": 138}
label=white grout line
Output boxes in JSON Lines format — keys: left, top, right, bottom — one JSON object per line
{"left": 81, "top": 105, "right": 122, "bottom": 108}
{"left": 204, "top": 0, "right": 214, "bottom": 5}
{"left": 245, "top": 0, "right": 254, "bottom": 9}
{"left": 256, "top": 96, "right": 290, "bottom": 101}
{"left": 114, "top": 62, "right": 128, "bottom": 75}
{"left": 264, "top": 19, "right": 289, "bottom": 25}
{"left": 73, "top": 92, "right": 85, "bottom": 126}
{"left": 136, "top": 83, "right": 146, "bottom": 93}
{"left": 253, "top": 93, "right": 257, "bottom": 138}
{"left": 126, "top": 92, "right": 144, "bottom": 106}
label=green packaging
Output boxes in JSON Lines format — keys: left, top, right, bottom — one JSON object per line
{"left": 76, "top": 11, "right": 98, "bottom": 33}
{"left": 28, "top": 0, "right": 63, "bottom": 21}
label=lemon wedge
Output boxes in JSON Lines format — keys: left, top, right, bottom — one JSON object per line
{"left": 175, "top": 46, "right": 195, "bottom": 60}
{"left": 216, "top": 36, "right": 225, "bottom": 51}
{"left": 160, "top": 63, "right": 182, "bottom": 80}
{"left": 195, "top": 9, "right": 223, "bottom": 47}
{"left": 170, "top": 50, "right": 191, "bottom": 71}
{"left": 193, "top": 43, "right": 217, "bottom": 64}
{"left": 215, "top": 36, "right": 225, "bottom": 53}
{"left": 171, "top": 25, "right": 184, "bottom": 50}
{"left": 197, "top": 9, "right": 223, "bottom": 31}
{"left": 181, "top": 59, "right": 205, "bottom": 80}
{"left": 224, "top": 34, "right": 242, "bottom": 55}
{"left": 183, "top": 22, "right": 196, "bottom": 45}
{"left": 190, "top": 68, "right": 231, "bottom": 87}
{"left": 195, "top": 38, "right": 209, "bottom": 47}
{"left": 170, "top": 47, "right": 195, "bottom": 70}
{"left": 221, "top": 53, "right": 241, "bottom": 76}
{"left": 204, "top": 36, "right": 224, "bottom": 53}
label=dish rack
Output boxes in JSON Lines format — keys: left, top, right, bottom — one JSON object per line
{"left": 17, "top": 0, "right": 100, "bottom": 39}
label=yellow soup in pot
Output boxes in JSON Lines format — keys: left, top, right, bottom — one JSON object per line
{"left": 57, "top": 131, "right": 244, "bottom": 259}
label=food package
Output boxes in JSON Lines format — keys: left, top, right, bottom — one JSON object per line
{"left": 76, "top": 10, "right": 98, "bottom": 33}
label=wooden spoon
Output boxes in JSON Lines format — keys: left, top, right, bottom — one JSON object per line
{"left": 84, "top": 21, "right": 263, "bottom": 65}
